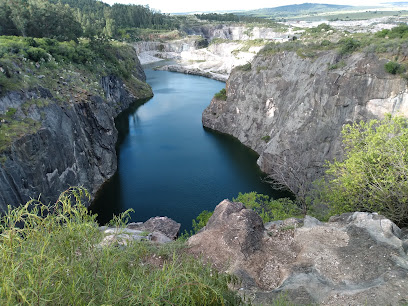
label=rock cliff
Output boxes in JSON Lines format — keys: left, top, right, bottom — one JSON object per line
{"left": 0, "top": 55, "right": 152, "bottom": 210}
{"left": 202, "top": 50, "right": 408, "bottom": 181}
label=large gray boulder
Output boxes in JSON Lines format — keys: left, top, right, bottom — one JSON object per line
{"left": 188, "top": 200, "right": 408, "bottom": 305}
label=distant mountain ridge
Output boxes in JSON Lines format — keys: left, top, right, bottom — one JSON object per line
{"left": 255, "top": 3, "right": 351, "bottom": 13}
{"left": 243, "top": 3, "right": 355, "bottom": 18}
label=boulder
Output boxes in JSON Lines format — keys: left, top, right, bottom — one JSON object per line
{"left": 127, "top": 216, "right": 181, "bottom": 240}
{"left": 188, "top": 199, "right": 298, "bottom": 289}
{"left": 188, "top": 199, "right": 408, "bottom": 305}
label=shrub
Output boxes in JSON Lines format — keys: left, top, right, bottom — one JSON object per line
{"left": 338, "top": 37, "right": 361, "bottom": 55}
{"left": 236, "top": 62, "right": 252, "bottom": 71}
{"left": 192, "top": 210, "right": 213, "bottom": 233}
{"left": 316, "top": 115, "right": 408, "bottom": 226}
{"left": 328, "top": 60, "right": 346, "bottom": 70}
{"left": 385, "top": 61, "right": 406, "bottom": 75}
{"left": 214, "top": 88, "right": 227, "bottom": 100}
{"left": 261, "top": 135, "right": 271, "bottom": 142}
{"left": 25, "top": 46, "right": 48, "bottom": 62}
{"left": 233, "top": 192, "right": 302, "bottom": 223}
{"left": 0, "top": 187, "right": 241, "bottom": 304}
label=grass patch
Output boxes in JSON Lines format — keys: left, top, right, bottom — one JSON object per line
{"left": 236, "top": 62, "right": 252, "bottom": 71}
{"left": 328, "top": 60, "right": 346, "bottom": 70}
{"left": 0, "top": 118, "right": 41, "bottom": 152}
{"left": 0, "top": 187, "right": 242, "bottom": 305}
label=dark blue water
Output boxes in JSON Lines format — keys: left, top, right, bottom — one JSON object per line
{"left": 90, "top": 69, "right": 285, "bottom": 232}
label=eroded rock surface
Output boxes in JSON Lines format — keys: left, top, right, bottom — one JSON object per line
{"left": 203, "top": 51, "right": 408, "bottom": 181}
{"left": 188, "top": 200, "right": 408, "bottom": 305}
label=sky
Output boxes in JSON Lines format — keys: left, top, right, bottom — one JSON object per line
{"left": 99, "top": 0, "right": 402, "bottom": 14}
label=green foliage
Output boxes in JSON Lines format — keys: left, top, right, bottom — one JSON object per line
{"left": 192, "top": 210, "right": 213, "bottom": 233}
{"left": 0, "top": 187, "right": 241, "bottom": 305}
{"left": 214, "top": 88, "right": 227, "bottom": 100}
{"left": 376, "top": 24, "right": 408, "bottom": 39}
{"left": 316, "top": 115, "right": 408, "bottom": 226}
{"left": 261, "top": 135, "right": 271, "bottom": 142}
{"left": 0, "top": 117, "right": 41, "bottom": 152}
{"left": 25, "top": 46, "right": 48, "bottom": 62}
{"left": 338, "top": 37, "right": 361, "bottom": 55}
{"left": 236, "top": 62, "right": 252, "bottom": 71}
{"left": 0, "top": 0, "right": 180, "bottom": 41}
{"left": 385, "top": 61, "right": 406, "bottom": 75}
{"left": 328, "top": 60, "right": 346, "bottom": 70}
{"left": 233, "top": 192, "right": 302, "bottom": 223}
{"left": 308, "top": 23, "right": 334, "bottom": 33}
{"left": 2, "top": 0, "right": 83, "bottom": 41}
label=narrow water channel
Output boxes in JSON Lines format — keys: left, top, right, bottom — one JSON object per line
{"left": 90, "top": 69, "right": 285, "bottom": 232}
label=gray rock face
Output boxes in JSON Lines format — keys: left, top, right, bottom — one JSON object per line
{"left": 0, "top": 67, "right": 152, "bottom": 210}
{"left": 203, "top": 51, "right": 408, "bottom": 181}
{"left": 188, "top": 200, "right": 408, "bottom": 305}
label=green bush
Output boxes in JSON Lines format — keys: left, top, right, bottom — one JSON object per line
{"left": 316, "top": 115, "right": 408, "bottom": 226}
{"left": 0, "top": 187, "right": 241, "bottom": 304}
{"left": 261, "top": 135, "right": 271, "bottom": 142}
{"left": 214, "top": 88, "right": 227, "bottom": 100}
{"left": 328, "top": 60, "right": 346, "bottom": 70}
{"left": 25, "top": 46, "right": 48, "bottom": 62}
{"left": 236, "top": 62, "right": 252, "bottom": 71}
{"left": 377, "top": 24, "right": 408, "bottom": 39}
{"left": 233, "top": 192, "right": 302, "bottom": 223}
{"left": 338, "top": 37, "right": 361, "bottom": 55}
{"left": 192, "top": 210, "right": 213, "bottom": 233}
{"left": 309, "top": 23, "right": 334, "bottom": 33}
{"left": 385, "top": 61, "right": 406, "bottom": 75}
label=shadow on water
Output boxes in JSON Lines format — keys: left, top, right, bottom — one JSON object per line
{"left": 89, "top": 98, "right": 151, "bottom": 225}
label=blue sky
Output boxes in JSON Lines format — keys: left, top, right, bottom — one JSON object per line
{"left": 100, "top": 0, "right": 403, "bottom": 13}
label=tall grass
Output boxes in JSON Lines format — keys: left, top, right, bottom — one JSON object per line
{"left": 0, "top": 187, "right": 241, "bottom": 305}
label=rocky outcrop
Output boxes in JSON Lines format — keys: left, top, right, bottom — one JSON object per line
{"left": 157, "top": 65, "right": 227, "bottom": 82}
{"left": 127, "top": 216, "right": 181, "bottom": 240}
{"left": 0, "top": 59, "right": 152, "bottom": 211}
{"left": 203, "top": 50, "right": 408, "bottom": 181}
{"left": 99, "top": 216, "right": 180, "bottom": 247}
{"left": 188, "top": 200, "right": 408, "bottom": 305}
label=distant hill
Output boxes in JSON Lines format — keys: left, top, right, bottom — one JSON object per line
{"left": 385, "top": 2, "right": 408, "bottom": 6}
{"left": 243, "top": 3, "right": 354, "bottom": 18}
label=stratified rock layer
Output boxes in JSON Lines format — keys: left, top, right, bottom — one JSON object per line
{"left": 188, "top": 200, "right": 408, "bottom": 305}
{"left": 203, "top": 51, "right": 408, "bottom": 180}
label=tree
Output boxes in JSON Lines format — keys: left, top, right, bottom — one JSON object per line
{"left": 267, "top": 152, "right": 312, "bottom": 214}
{"left": 317, "top": 115, "right": 408, "bottom": 226}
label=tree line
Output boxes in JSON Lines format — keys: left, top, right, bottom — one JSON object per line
{"left": 0, "top": 0, "right": 179, "bottom": 41}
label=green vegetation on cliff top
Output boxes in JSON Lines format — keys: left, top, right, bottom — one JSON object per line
{"left": 256, "top": 23, "right": 408, "bottom": 77}
{"left": 0, "top": 36, "right": 152, "bottom": 154}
